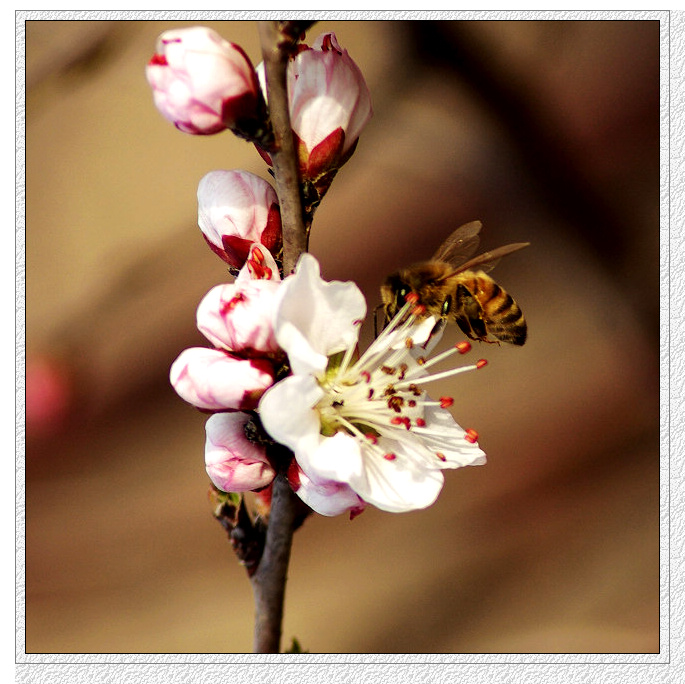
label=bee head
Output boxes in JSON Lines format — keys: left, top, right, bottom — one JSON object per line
{"left": 380, "top": 272, "right": 412, "bottom": 318}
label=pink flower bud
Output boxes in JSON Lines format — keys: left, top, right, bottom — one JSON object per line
{"left": 257, "top": 32, "right": 372, "bottom": 193}
{"left": 170, "top": 348, "right": 275, "bottom": 411}
{"left": 205, "top": 412, "right": 275, "bottom": 492}
{"left": 146, "top": 26, "right": 261, "bottom": 135}
{"left": 196, "top": 280, "right": 280, "bottom": 356}
{"left": 198, "top": 170, "right": 282, "bottom": 269}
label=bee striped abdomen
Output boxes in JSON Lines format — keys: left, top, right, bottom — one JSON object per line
{"left": 457, "top": 272, "right": 527, "bottom": 346}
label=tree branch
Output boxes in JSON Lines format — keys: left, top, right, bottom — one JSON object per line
{"left": 258, "top": 20, "right": 308, "bottom": 275}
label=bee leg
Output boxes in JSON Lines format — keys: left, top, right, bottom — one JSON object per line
{"left": 455, "top": 316, "right": 477, "bottom": 342}
{"left": 455, "top": 284, "right": 487, "bottom": 343}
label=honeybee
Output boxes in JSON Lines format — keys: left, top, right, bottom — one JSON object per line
{"left": 380, "top": 221, "right": 529, "bottom": 345}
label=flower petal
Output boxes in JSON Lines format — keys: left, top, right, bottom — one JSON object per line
{"left": 205, "top": 412, "right": 275, "bottom": 492}
{"left": 258, "top": 374, "right": 323, "bottom": 454}
{"left": 170, "top": 347, "right": 274, "bottom": 410}
{"left": 419, "top": 405, "right": 487, "bottom": 468}
{"left": 290, "top": 462, "right": 365, "bottom": 517}
{"left": 274, "top": 253, "right": 366, "bottom": 376}
{"left": 196, "top": 280, "right": 280, "bottom": 355}
{"left": 301, "top": 431, "right": 365, "bottom": 485}
{"left": 347, "top": 437, "right": 445, "bottom": 513}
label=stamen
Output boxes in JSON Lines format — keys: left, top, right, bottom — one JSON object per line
{"left": 384, "top": 453, "right": 397, "bottom": 461}
{"left": 418, "top": 341, "right": 473, "bottom": 372}
{"left": 476, "top": 359, "right": 488, "bottom": 369}
{"left": 395, "top": 363, "right": 481, "bottom": 389}
{"left": 436, "top": 452, "right": 447, "bottom": 462}
{"left": 439, "top": 396, "right": 454, "bottom": 409}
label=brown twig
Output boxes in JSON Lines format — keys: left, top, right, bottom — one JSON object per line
{"left": 258, "top": 20, "right": 308, "bottom": 275}
{"left": 250, "top": 464, "right": 300, "bottom": 653}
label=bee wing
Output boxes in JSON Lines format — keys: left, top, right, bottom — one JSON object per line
{"left": 454, "top": 242, "right": 530, "bottom": 275}
{"left": 431, "top": 220, "right": 483, "bottom": 265}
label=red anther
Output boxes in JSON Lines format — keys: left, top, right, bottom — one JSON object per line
{"left": 365, "top": 433, "right": 378, "bottom": 445}
{"left": 360, "top": 370, "right": 371, "bottom": 383}
{"left": 251, "top": 246, "right": 265, "bottom": 263}
{"left": 405, "top": 337, "right": 414, "bottom": 349}
{"left": 411, "top": 304, "right": 427, "bottom": 316}
{"left": 439, "top": 396, "right": 454, "bottom": 409}
{"left": 405, "top": 292, "right": 420, "bottom": 304}
{"left": 391, "top": 416, "right": 411, "bottom": 430}
{"left": 464, "top": 428, "right": 479, "bottom": 443}
{"left": 476, "top": 359, "right": 488, "bottom": 369}
{"left": 435, "top": 452, "right": 447, "bottom": 462}
{"left": 456, "top": 341, "right": 472, "bottom": 354}
{"left": 408, "top": 400, "right": 416, "bottom": 408}
{"left": 383, "top": 453, "right": 397, "bottom": 461}
{"left": 416, "top": 418, "right": 426, "bottom": 427}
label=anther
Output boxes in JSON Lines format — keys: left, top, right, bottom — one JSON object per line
{"left": 411, "top": 304, "right": 427, "bottom": 316}
{"left": 416, "top": 418, "right": 426, "bottom": 427}
{"left": 405, "top": 337, "right": 414, "bottom": 349}
{"left": 436, "top": 452, "right": 446, "bottom": 462}
{"left": 464, "top": 428, "right": 479, "bottom": 443}
{"left": 439, "top": 396, "right": 454, "bottom": 408}
{"left": 360, "top": 371, "right": 371, "bottom": 383}
{"left": 405, "top": 292, "right": 420, "bottom": 304}
{"left": 476, "top": 359, "right": 488, "bottom": 369}
{"left": 456, "top": 341, "right": 472, "bottom": 354}
{"left": 252, "top": 247, "right": 265, "bottom": 263}
{"left": 384, "top": 453, "right": 397, "bottom": 461}
{"left": 365, "top": 433, "right": 378, "bottom": 445}
{"left": 387, "top": 395, "right": 403, "bottom": 413}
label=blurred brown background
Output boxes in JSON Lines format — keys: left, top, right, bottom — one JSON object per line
{"left": 23, "top": 18, "right": 661, "bottom": 654}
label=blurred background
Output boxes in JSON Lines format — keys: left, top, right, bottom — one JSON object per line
{"left": 23, "top": 18, "right": 661, "bottom": 654}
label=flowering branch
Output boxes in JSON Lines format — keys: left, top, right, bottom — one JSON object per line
{"left": 258, "top": 21, "right": 308, "bottom": 274}
{"left": 244, "top": 21, "right": 313, "bottom": 653}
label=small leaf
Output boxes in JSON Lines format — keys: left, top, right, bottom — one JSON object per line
{"left": 284, "top": 637, "right": 308, "bottom": 653}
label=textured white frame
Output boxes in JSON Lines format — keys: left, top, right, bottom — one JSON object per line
{"left": 12, "top": 8, "right": 675, "bottom": 684}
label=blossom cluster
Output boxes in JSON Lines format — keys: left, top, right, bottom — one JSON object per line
{"left": 150, "top": 25, "right": 487, "bottom": 518}
{"left": 171, "top": 247, "right": 487, "bottom": 517}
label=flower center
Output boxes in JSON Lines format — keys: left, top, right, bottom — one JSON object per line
{"left": 316, "top": 301, "right": 486, "bottom": 460}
